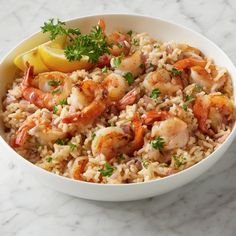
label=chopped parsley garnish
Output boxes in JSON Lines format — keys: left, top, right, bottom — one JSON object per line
{"left": 127, "top": 30, "right": 133, "bottom": 36}
{"left": 182, "top": 95, "right": 195, "bottom": 111}
{"left": 150, "top": 88, "right": 160, "bottom": 99}
{"left": 117, "top": 154, "right": 125, "bottom": 163}
{"left": 185, "top": 95, "right": 194, "bottom": 102}
{"left": 99, "top": 163, "right": 115, "bottom": 177}
{"left": 55, "top": 138, "right": 67, "bottom": 145}
{"left": 59, "top": 99, "right": 68, "bottom": 105}
{"left": 91, "top": 133, "right": 96, "bottom": 140}
{"left": 68, "top": 142, "right": 77, "bottom": 151}
{"left": 46, "top": 156, "right": 53, "bottom": 162}
{"left": 48, "top": 79, "right": 61, "bottom": 87}
{"left": 102, "top": 66, "right": 108, "bottom": 73}
{"left": 53, "top": 105, "right": 58, "bottom": 114}
{"left": 52, "top": 88, "right": 62, "bottom": 95}
{"left": 154, "top": 45, "right": 160, "bottom": 49}
{"left": 151, "top": 136, "right": 165, "bottom": 150}
{"left": 133, "top": 39, "right": 139, "bottom": 46}
{"left": 195, "top": 84, "right": 203, "bottom": 92}
{"left": 117, "top": 42, "right": 123, "bottom": 48}
{"left": 124, "top": 72, "right": 134, "bottom": 85}
{"left": 171, "top": 67, "right": 182, "bottom": 76}
{"left": 42, "top": 18, "right": 109, "bottom": 63}
{"left": 139, "top": 63, "right": 145, "bottom": 69}
{"left": 112, "top": 54, "right": 123, "bottom": 68}
{"left": 182, "top": 104, "right": 188, "bottom": 111}
{"left": 142, "top": 159, "right": 150, "bottom": 169}
{"left": 173, "top": 155, "right": 186, "bottom": 168}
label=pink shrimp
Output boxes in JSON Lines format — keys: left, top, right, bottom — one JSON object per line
{"left": 117, "top": 88, "right": 139, "bottom": 110}
{"left": 22, "top": 64, "right": 72, "bottom": 110}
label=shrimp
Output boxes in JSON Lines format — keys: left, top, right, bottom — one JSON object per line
{"left": 92, "top": 113, "right": 144, "bottom": 159}
{"left": 117, "top": 88, "right": 140, "bottom": 110}
{"left": 22, "top": 64, "right": 72, "bottom": 110}
{"left": 123, "top": 112, "right": 145, "bottom": 156}
{"left": 92, "top": 127, "right": 129, "bottom": 160}
{"left": 141, "top": 110, "right": 169, "bottom": 125}
{"left": 193, "top": 94, "right": 236, "bottom": 133}
{"left": 143, "top": 68, "right": 183, "bottom": 95}
{"left": 70, "top": 158, "right": 88, "bottom": 181}
{"left": 62, "top": 80, "right": 108, "bottom": 126}
{"left": 12, "top": 112, "right": 65, "bottom": 147}
{"left": 151, "top": 117, "right": 189, "bottom": 150}
{"left": 177, "top": 44, "right": 202, "bottom": 59}
{"left": 102, "top": 73, "right": 128, "bottom": 101}
{"left": 174, "top": 58, "right": 227, "bottom": 92}
{"left": 107, "top": 31, "right": 131, "bottom": 56}
{"left": 173, "top": 58, "right": 206, "bottom": 70}
{"left": 116, "top": 50, "right": 144, "bottom": 77}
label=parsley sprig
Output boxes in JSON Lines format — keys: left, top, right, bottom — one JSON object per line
{"left": 41, "top": 18, "right": 109, "bottom": 63}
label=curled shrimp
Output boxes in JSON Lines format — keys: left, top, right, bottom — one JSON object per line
{"left": 22, "top": 64, "right": 72, "bottom": 110}
{"left": 102, "top": 73, "right": 128, "bottom": 101}
{"left": 141, "top": 110, "right": 169, "bottom": 125}
{"left": 117, "top": 88, "right": 140, "bottom": 110}
{"left": 193, "top": 94, "right": 236, "bottom": 133}
{"left": 151, "top": 117, "right": 189, "bottom": 150}
{"left": 70, "top": 158, "right": 88, "bottom": 181}
{"left": 62, "top": 80, "right": 108, "bottom": 126}
{"left": 116, "top": 50, "right": 144, "bottom": 77}
{"left": 107, "top": 31, "right": 131, "bottom": 56}
{"left": 123, "top": 112, "right": 145, "bottom": 156}
{"left": 143, "top": 68, "right": 183, "bottom": 95}
{"left": 92, "top": 113, "right": 144, "bottom": 159}
{"left": 12, "top": 113, "right": 65, "bottom": 148}
{"left": 174, "top": 58, "right": 227, "bottom": 92}
{"left": 92, "top": 127, "right": 129, "bottom": 160}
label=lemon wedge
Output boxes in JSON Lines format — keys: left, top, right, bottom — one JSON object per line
{"left": 13, "top": 36, "right": 67, "bottom": 74}
{"left": 38, "top": 44, "right": 92, "bottom": 73}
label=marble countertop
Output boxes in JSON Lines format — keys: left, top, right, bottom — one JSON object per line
{"left": 1, "top": 0, "right": 236, "bottom": 235}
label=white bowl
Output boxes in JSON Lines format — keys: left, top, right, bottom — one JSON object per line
{"left": 0, "top": 14, "right": 235, "bottom": 201}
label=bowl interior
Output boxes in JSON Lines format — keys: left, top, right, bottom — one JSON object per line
{"left": 0, "top": 14, "right": 236, "bottom": 186}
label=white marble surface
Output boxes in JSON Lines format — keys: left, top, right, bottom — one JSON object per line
{"left": 1, "top": 0, "right": 236, "bottom": 235}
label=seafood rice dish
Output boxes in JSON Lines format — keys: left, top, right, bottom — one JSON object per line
{"left": 2, "top": 19, "right": 236, "bottom": 184}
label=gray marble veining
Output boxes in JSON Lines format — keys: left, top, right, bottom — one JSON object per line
{"left": 1, "top": 0, "right": 236, "bottom": 235}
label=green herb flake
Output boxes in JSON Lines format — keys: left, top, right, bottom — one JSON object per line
{"left": 68, "top": 142, "right": 77, "bottom": 151}
{"left": 124, "top": 72, "right": 134, "bottom": 85}
{"left": 133, "top": 39, "right": 139, "bottom": 46}
{"left": 171, "top": 67, "right": 182, "bottom": 76}
{"left": 151, "top": 136, "right": 165, "bottom": 150}
{"left": 173, "top": 155, "right": 186, "bottom": 168}
{"left": 46, "top": 156, "right": 53, "bottom": 162}
{"left": 55, "top": 139, "right": 67, "bottom": 145}
{"left": 102, "top": 66, "right": 108, "bottom": 73}
{"left": 142, "top": 159, "right": 150, "bottom": 169}
{"left": 59, "top": 99, "right": 68, "bottom": 105}
{"left": 117, "top": 42, "right": 123, "bottom": 48}
{"left": 91, "top": 133, "right": 96, "bottom": 140}
{"left": 53, "top": 105, "right": 58, "bottom": 114}
{"left": 150, "top": 88, "right": 160, "bottom": 99}
{"left": 195, "top": 84, "right": 203, "bottom": 92}
{"left": 182, "top": 103, "right": 188, "bottom": 111}
{"left": 99, "top": 163, "right": 115, "bottom": 177}
{"left": 48, "top": 79, "right": 61, "bottom": 87}
{"left": 185, "top": 95, "right": 194, "bottom": 102}
{"left": 52, "top": 88, "right": 62, "bottom": 95}
{"left": 127, "top": 30, "right": 133, "bottom": 36}
{"left": 113, "top": 56, "right": 122, "bottom": 68}
{"left": 154, "top": 45, "right": 160, "bottom": 49}
{"left": 117, "top": 154, "right": 125, "bottom": 163}
{"left": 139, "top": 63, "right": 145, "bottom": 69}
